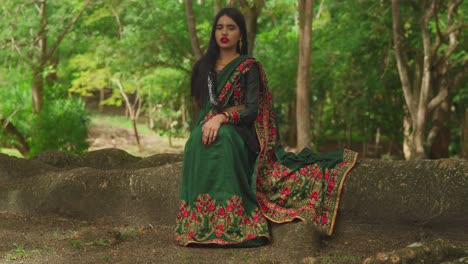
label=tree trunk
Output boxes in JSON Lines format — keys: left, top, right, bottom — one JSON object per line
{"left": 286, "top": 101, "right": 297, "bottom": 148}
{"left": 402, "top": 107, "right": 413, "bottom": 160}
{"left": 30, "top": 0, "right": 91, "bottom": 113}
{"left": 185, "top": 0, "right": 203, "bottom": 60}
{"left": 392, "top": 0, "right": 465, "bottom": 160}
{"left": 242, "top": 8, "right": 258, "bottom": 54}
{"left": 131, "top": 118, "right": 142, "bottom": 152}
{"left": 181, "top": 94, "right": 187, "bottom": 127}
{"left": 296, "top": 0, "right": 313, "bottom": 150}
{"left": 99, "top": 89, "right": 105, "bottom": 112}
{"left": 113, "top": 79, "right": 143, "bottom": 153}
{"left": 236, "top": 0, "right": 264, "bottom": 54}
{"left": 412, "top": 1, "right": 435, "bottom": 159}
{"left": 31, "top": 0, "right": 48, "bottom": 113}
{"left": 428, "top": 98, "right": 450, "bottom": 159}
{"left": 148, "top": 88, "right": 155, "bottom": 130}
{"left": 32, "top": 68, "right": 44, "bottom": 113}
{"left": 214, "top": 0, "right": 223, "bottom": 15}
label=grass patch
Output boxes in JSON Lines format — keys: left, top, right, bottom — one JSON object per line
{"left": 89, "top": 111, "right": 154, "bottom": 135}
{"left": 69, "top": 239, "right": 84, "bottom": 250}
{"left": 120, "top": 229, "right": 139, "bottom": 241}
{"left": 3, "top": 244, "right": 28, "bottom": 261}
{"left": 0, "top": 148, "right": 22, "bottom": 157}
{"left": 93, "top": 238, "right": 109, "bottom": 247}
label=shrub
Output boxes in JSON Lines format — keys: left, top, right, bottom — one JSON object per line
{"left": 29, "top": 97, "right": 90, "bottom": 156}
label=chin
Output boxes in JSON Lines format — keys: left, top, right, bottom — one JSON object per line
{"left": 219, "top": 43, "right": 234, "bottom": 49}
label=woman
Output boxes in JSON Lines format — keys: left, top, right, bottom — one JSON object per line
{"left": 176, "top": 7, "right": 358, "bottom": 247}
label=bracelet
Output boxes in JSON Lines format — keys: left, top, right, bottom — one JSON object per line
{"left": 221, "top": 112, "right": 229, "bottom": 123}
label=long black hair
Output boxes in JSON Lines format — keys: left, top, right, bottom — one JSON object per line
{"left": 191, "top": 7, "right": 249, "bottom": 108}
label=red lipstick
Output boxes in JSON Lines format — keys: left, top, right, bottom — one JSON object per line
{"left": 220, "top": 37, "right": 229, "bottom": 44}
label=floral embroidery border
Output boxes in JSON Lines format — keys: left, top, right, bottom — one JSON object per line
{"left": 176, "top": 194, "right": 271, "bottom": 246}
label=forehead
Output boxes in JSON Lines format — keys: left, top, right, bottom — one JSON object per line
{"left": 216, "top": 15, "right": 237, "bottom": 26}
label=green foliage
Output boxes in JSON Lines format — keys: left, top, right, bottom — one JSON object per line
{"left": 0, "top": 68, "right": 34, "bottom": 148}
{"left": 1, "top": 0, "right": 464, "bottom": 158}
{"left": 69, "top": 239, "right": 84, "bottom": 250}
{"left": 29, "top": 98, "right": 90, "bottom": 157}
{"left": 3, "top": 244, "right": 27, "bottom": 261}
{"left": 309, "top": 0, "right": 403, "bottom": 149}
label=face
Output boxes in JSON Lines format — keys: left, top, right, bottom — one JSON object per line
{"left": 215, "top": 15, "right": 241, "bottom": 51}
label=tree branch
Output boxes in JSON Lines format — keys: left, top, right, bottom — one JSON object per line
{"left": 44, "top": 0, "right": 91, "bottom": 61}
{"left": 1, "top": 116, "right": 30, "bottom": 157}
{"left": 112, "top": 78, "right": 134, "bottom": 118}
{"left": 431, "top": 0, "right": 443, "bottom": 58}
{"left": 391, "top": 0, "right": 416, "bottom": 118}
{"left": 427, "top": 88, "right": 448, "bottom": 113}
{"left": 238, "top": 0, "right": 249, "bottom": 7}
{"left": 106, "top": 0, "right": 122, "bottom": 39}
{"left": 184, "top": 0, "right": 203, "bottom": 60}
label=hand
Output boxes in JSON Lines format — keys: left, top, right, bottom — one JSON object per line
{"left": 201, "top": 114, "right": 225, "bottom": 145}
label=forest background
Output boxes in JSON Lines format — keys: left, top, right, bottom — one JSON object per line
{"left": 0, "top": 0, "right": 466, "bottom": 160}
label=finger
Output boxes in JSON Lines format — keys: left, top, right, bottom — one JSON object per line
{"left": 208, "top": 133, "right": 214, "bottom": 144}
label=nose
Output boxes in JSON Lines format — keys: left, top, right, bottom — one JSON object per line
{"left": 222, "top": 27, "right": 228, "bottom": 35}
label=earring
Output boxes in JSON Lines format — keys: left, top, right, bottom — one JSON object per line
{"left": 239, "top": 38, "right": 243, "bottom": 51}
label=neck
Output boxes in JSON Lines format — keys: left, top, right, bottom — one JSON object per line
{"left": 219, "top": 49, "right": 239, "bottom": 60}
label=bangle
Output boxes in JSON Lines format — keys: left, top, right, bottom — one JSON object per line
{"left": 221, "top": 112, "right": 229, "bottom": 123}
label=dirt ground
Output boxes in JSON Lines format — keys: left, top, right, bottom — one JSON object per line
{"left": 87, "top": 123, "right": 186, "bottom": 157}
{"left": 1, "top": 123, "right": 467, "bottom": 264}
{"left": 1, "top": 211, "right": 467, "bottom": 264}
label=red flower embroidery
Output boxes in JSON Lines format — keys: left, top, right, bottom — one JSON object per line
{"left": 247, "top": 233, "right": 255, "bottom": 239}
{"left": 321, "top": 214, "right": 328, "bottom": 225}
{"left": 278, "top": 198, "right": 285, "bottom": 206}
{"left": 310, "top": 191, "right": 319, "bottom": 201}
{"left": 218, "top": 207, "right": 225, "bottom": 216}
{"left": 233, "top": 89, "right": 241, "bottom": 97}
{"left": 208, "top": 204, "right": 215, "bottom": 211}
{"left": 188, "top": 231, "right": 194, "bottom": 238}
{"left": 280, "top": 187, "right": 291, "bottom": 196}
{"left": 232, "top": 111, "right": 240, "bottom": 122}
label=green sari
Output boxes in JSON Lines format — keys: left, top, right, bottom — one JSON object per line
{"left": 176, "top": 56, "right": 358, "bottom": 246}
